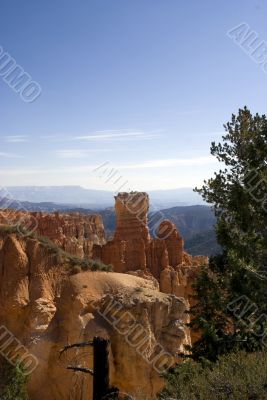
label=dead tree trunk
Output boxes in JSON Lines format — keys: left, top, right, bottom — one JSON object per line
{"left": 60, "top": 336, "right": 112, "bottom": 400}
{"left": 93, "top": 337, "right": 110, "bottom": 400}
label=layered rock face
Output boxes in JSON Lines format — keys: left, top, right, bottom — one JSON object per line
{"left": 93, "top": 193, "right": 150, "bottom": 273}
{"left": 0, "top": 209, "right": 105, "bottom": 257}
{"left": 0, "top": 193, "right": 207, "bottom": 399}
{"left": 93, "top": 192, "right": 207, "bottom": 305}
{"left": 0, "top": 231, "right": 189, "bottom": 400}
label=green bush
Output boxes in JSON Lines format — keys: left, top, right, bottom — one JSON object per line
{"left": 71, "top": 265, "right": 82, "bottom": 274}
{"left": 134, "top": 287, "right": 144, "bottom": 293}
{"left": 91, "top": 259, "right": 113, "bottom": 272}
{"left": 38, "top": 235, "right": 62, "bottom": 254}
{"left": 0, "top": 225, "right": 19, "bottom": 234}
{"left": 0, "top": 359, "right": 28, "bottom": 400}
{"left": 159, "top": 350, "right": 267, "bottom": 400}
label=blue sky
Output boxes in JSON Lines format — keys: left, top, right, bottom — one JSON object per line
{"left": 1, "top": 0, "right": 267, "bottom": 190}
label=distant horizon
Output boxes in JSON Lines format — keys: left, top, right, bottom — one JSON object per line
{"left": 3, "top": 184, "right": 196, "bottom": 191}
{"left": 1, "top": 185, "right": 205, "bottom": 208}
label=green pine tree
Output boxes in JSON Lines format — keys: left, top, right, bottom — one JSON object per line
{"left": 191, "top": 107, "right": 267, "bottom": 361}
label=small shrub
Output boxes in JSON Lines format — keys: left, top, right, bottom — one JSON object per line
{"left": 72, "top": 265, "right": 82, "bottom": 274}
{"left": 81, "top": 258, "right": 93, "bottom": 270}
{"left": 67, "top": 255, "right": 83, "bottom": 267}
{"left": 107, "top": 264, "right": 113, "bottom": 272}
{"left": 0, "top": 225, "right": 19, "bottom": 234}
{"left": 91, "top": 260, "right": 113, "bottom": 272}
{"left": 38, "top": 236, "right": 62, "bottom": 255}
{"left": 134, "top": 287, "right": 144, "bottom": 293}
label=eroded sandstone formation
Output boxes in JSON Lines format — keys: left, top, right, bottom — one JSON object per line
{"left": 93, "top": 192, "right": 208, "bottom": 305}
{"left": 0, "top": 209, "right": 105, "bottom": 257}
{"left": 0, "top": 231, "right": 190, "bottom": 400}
{"left": 0, "top": 192, "right": 207, "bottom": 399}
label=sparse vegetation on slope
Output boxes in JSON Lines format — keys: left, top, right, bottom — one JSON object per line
{"left": 0, "top": 225, "right": 20, "bottom": 234}
{"left": 0, "top": 224, "right": 113, "bottom": 273}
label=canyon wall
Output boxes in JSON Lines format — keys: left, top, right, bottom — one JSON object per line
{"left": 0, "top": 231, "right": 189, "bottom": 399}
{"left": 0, "top": 192, "right": 207, "bottom": 399}
{"left": 0, "top": 209, "right": 106, "bottom": 257}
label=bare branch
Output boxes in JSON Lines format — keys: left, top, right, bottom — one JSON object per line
{"left": 67, "top": 365, "right": 94, "bottom": 375}
{"left": 59, "top": 341, "right": 94, "bottom": 358}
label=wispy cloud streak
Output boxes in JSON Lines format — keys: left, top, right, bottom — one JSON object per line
{"left": 118, "top": 156, "right": 217, "bottom": 169}
{"left": 0, "top": 156, "right": 217, "bottom": 176}
{"left": 74, "top": 130, "right": 160, "bottom": 141}
{"left": 4, "top": 135, "right": 29, "bottom": 143}
{"left": 0, "top": 152, "right": 23, "bottom": 158}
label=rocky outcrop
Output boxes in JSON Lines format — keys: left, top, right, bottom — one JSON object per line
{"left": 93, "top": 192, "right": 208, "bottom": 301}
{"left": 0, "top": 209, "right": 106, "bottom": 258}
{"left": 0, "top": 232, "right": 67, "bottom": 336}
{"left": 0, "top": 192, "right": 207, "bottom": 399}
{"left": 93, "top": 192, "right": 208, "bottom": 350}
{"left": 0, "top": 232, "right": 190, "bottom": 400}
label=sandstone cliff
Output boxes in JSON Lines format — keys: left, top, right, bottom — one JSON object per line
{"left": 0, "top": 209, "right": 106, "bottom": 258}
{"left": 0, "top": 231, "right": 189, "bottom": 399}
{"left": 0, "top": 192, "right": 207, "bottom": 399}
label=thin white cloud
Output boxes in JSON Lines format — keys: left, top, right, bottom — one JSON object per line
{"left": 75, "top": 130, "right": 160, "bottom": 141}
{"left": 35, "top": 130, "right": 161, "bottom": 142}
{"left": 0, "top": 156, "right": 217, "bottom": 177}
{"left": 0, "top": 166, "right": 95, "bottom": 176}
{"left": 117, "top": 156, "right": 217, "bottom": 169}
{"left": 55, "top": 149, "right": 111, "bottom": 158}
{"left": 0, "top": 152, "right": 23, "bottom": 158}
{"left": 4, "top": 135, "right": 29, "bottom": 143}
